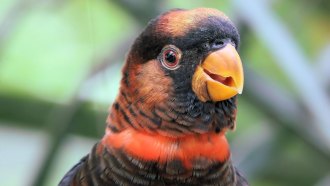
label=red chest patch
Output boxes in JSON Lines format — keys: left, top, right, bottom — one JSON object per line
{"left": 102, "top": 128, "right": 230, "bottom": 168}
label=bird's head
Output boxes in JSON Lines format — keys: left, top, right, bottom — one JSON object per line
{"left": 116, "top": 8, "right": 244, "bottom": 137}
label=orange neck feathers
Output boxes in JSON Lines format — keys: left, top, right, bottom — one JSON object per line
{"left": 102, "top": 128, "right": 230, "bottom": 169}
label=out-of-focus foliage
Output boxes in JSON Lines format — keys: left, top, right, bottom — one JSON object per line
{"left": 0, "top": 0, "right": 135, "bottom": 103}
{"left": 0, "top": 0, "right": 329, "bottom": 186}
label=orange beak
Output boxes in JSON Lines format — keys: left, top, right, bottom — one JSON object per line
{"left": 192, "top": 44, "right": 244, "bottom": 102}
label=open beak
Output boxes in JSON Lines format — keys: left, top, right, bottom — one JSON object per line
{"left": 192, "top": 44, "right": 244, "bottom": 102}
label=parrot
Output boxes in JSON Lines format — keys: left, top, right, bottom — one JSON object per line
{"left": 59, "top": 8, "right": 247, "bottom": 186}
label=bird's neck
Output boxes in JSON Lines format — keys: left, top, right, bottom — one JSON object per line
{"left": 96, "top": 91, "right": 236, "bottom": 184}
{"left": 104, "top": 90, "right": 231, "bottom": 165}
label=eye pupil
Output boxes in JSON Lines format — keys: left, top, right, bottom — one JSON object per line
{"left": 165, "top": 51, "right": 176, "bottom": 63}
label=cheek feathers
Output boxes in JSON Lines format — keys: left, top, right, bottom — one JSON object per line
{"left": 128, "top": 60, "right": 172, "bottom": 109}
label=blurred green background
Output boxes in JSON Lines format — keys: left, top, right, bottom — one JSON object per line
{"left": 0, "top": 0, "right": 329, "bottom": 186}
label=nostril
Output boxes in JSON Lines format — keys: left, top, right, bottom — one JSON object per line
{"left": 215, "top": 40, "right": 224, "bottom": 46}
{"left": 212, "top": 39, "right": 226, "bottom": 49}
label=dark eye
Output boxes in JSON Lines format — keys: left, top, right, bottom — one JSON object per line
{"left": 160, "top": 45, "right": 181, "bottom": 70}
{"left": 164, "top": 50, "right": 177, "bottom": 64}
